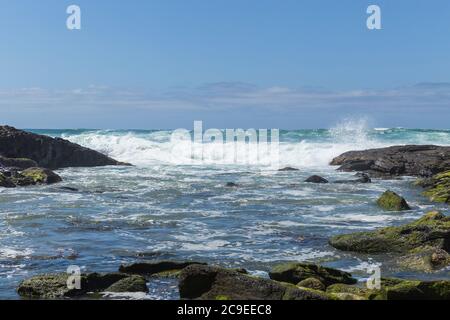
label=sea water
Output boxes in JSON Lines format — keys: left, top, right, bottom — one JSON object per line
{"left": 0, "top": 121, "right": 449, "bottom": 299}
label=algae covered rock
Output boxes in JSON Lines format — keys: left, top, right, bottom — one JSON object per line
{"left": 17, "top": 272, "right": 145, "bottom": 299}
{"left": 20, "top": 167, "right": 62, "bottom": 185}
{"left": 179, "top": 264, "right": 333, "bottom": 300}
{"left": 0, "top": 156, "right": 38, "bottom": 170}
{"left": 418, "top": 170, "right": 450, "bottom": 204}
{"left": 329, "top": 211, "right": 450, "bottom": 271}
{"left": 268, "top": 262, "right": 357, "bottom": 286}
{"left": 105, "top": 275, "right": 148, "bottom": 293}
{"left": 376, "top": 190, "right": 411, "bottom": 211}
{"left": 297, "top": 277, "right": 326, "bottom": 291}
{"left": 119, "top": 260, "right": 207, "bottom": 275}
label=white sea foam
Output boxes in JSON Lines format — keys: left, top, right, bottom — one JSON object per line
{"left": 63, "top": 119, "right": 393, "bottom": 168}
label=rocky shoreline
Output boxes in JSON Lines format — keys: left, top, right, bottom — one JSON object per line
{"left": 1, "top": 128, "right": 449, "bottom": 300}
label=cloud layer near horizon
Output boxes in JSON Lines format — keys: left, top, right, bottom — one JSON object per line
{"left": 0, "top": 82, "right": 449, "bottom": 129}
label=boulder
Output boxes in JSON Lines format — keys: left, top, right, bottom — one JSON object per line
{"left": 297, "top": 277, "right": 326, "bottom": 291}
{"left": 17, "top": 272, "right": 144, "bottom": 299}
{"left": 268, "top": 262, "right": 357, "bottom": 286}
{"left": 329, "top": 211, "right": 450, "bottom": 271}
{"left": 376, "top": 190, "right": 411, "bottom": 211}
{"left": 225, "top": 182, "right": 239, "bottom": 188}
{"left": 0, "top": 126, "right": 129, "bottom": 169}
{"left": 105, "top": 275, "right": 148, "bottom": 293}
{"left": 330, "top": 145, "right": 450, "bottom": 177}
{"left": 20, "top": 167, "right": 62, "bottom": 185}
{"left": 416, "top": 170, "right": 450, "bottom": 204}
{"left": 305, "top": 175, "right": 329, "bottom": 183}
{"left": 119, "top": 260, "right": 207, "bottom": 275}
{"left": 178, "top": 265, "right": 333, "bottom": 300}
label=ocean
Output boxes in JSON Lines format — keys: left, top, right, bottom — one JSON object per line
{"left": 1, "top": 121, "right": 449, "bottom": 299}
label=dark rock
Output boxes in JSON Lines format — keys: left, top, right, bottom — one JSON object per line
{"left": 279, "top": 167, "right": 299, "bottom": 172}
{"left": 376, "top": 190, "right": 411, "bottom": 211}
{"left": 305, "top": 175, "right": 329, "bottom": 183}
{"left": 269, "top": 262, "right": 357, "bottom": 286}
{"left": 225, "top": 182, "right": 239, "bottom": 188}
{"left": 334, "top": 173, "right": 372, "bottom": 184}
{"left": 330, "top": 145, "right": 450, "bottom": 177}
{"left": 0, "top": 126, "right": 129, "bottom": 169}
{"left": 0, "top": 172, "right": 16, "bottom": 188}
{"left": 105, "top": 275, "right": 148, "bottom": 293}
{"left": 0, "top": 156, "right": 37, "bottom": 170}
{"left": 178, "top": 265, "right": 332, "bottom": 300}
{"left": 119, "top": 261, "right": 207, "bottom": 275}
{"left": 17, "top": 272, "right": 133, "bottom": 299}
{"left": 329, "top": 211, "right": 450, "bottom": 271}
{"left": 59, "top": 187, "right": 79, "bottom": 192}
{"left": 21, "top": 167, "right": 62, "bottom": 185}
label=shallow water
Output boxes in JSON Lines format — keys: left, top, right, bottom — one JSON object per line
{"left": 0, "top": 124, "right": 449, "bottom": 299}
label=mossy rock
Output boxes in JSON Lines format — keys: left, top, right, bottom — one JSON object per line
{"left": 419, "top": 170, "right": 450, "bottom": 204}
{"left": 17, "top": 272, "right": 140, "bottom": 299}
{"left": 119, "top": 260, "right": 207, "bottom": 275}
{"left": 377, "top": 190, "right": 411, "bottom": 211}
{"left": 269, "top": 262, "right": 357, "bottom": 286}
{"left": 20, "top": 167, "right": 62, "bottom": 185}
{"left": 297, "top": 277, "right": 326, "bottom": 291}
{"left": 105, "top": 275, "right": 148, "bottom": 293}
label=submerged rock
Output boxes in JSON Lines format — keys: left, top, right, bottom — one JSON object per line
{"left": 416, "top": 170, "right": 450, "bottom": 204}
{"left": 305, "top": 175, "right": 329, "bottom": 183}
{"left": 269, "top": 262, "right": 357, "bottom": 286}
{"left": 17, "top": 272, "right": 146, "bottom": 299}
{"left": 329, "top": 211, "right": 450, "bottom": 271}
{"left": 179, "top": 265, "right": 332, "bottom": 300}
{"left": 119, "top": 260, "right": 207, "bottom": 275}
{"left": 330, "top": 145, "right": 450, "bottom": 177}
{"left": 376, "top": 190, "right": 411, "bottom": 211}
{"left": 0, "top": 125, "right": 129, "bottom": 169}
{"left": 279, "top": 167, "right": 299, "bottom": 172}
{"left": 225, "top": 182, "right": 239, "bottom": 188}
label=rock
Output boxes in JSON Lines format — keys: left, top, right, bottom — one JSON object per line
{"left": 279, "top": 167, "right": 299, "bottom": 172}
{"left": 417, "top": 170, "right": 450, "bottom": 204}
{"left": 329, "top": 211, "right": 450, "bottom": 271}
{"left": 334, "top": 174, "right": 372, "bottom": 184}
{"left": 0, "top": 156, "right": 38, "bottom": 170}
{"left": 105, "top": 275, "right": 148, "bottom": 293}
{"left": 20, "top": 167, "right": 62, "bottom": 185}
{"left": 17, "top": 272, "right": 134, "bottom": 299}
{"left": 0, "top": 125, "right": 129, "bottom": 169}
{"left": 0, "top": 172, "right": 16, "bottom": 188}
{"left": 376, "top": 190, "right": 411, "bottom": 211}
{"left": 305, "top": 175, "right": 329, "bottom": 183}
{"left": 119, "top": 260, "right": 207, "bottom": 275}
{"left": 268, "top": 262, "right": 357, "bottom": 286}
{"left": 178, "top": 265, "right": 333, "bottom": 300}
{"left": 297, "top": 277, "right": 326, "bottom": 291}
{"left": 225, "top": 182, "right": 239, "bottom": 188}
{"left": 330, "top": 145, "right": 450, "bottom": 177}
{"left": 327, "top": 278, "right": 450, "bottom": 300}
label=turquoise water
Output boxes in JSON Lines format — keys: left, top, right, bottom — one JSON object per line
{"left": 0, "top": 125, "right": 449, "bottom": 299}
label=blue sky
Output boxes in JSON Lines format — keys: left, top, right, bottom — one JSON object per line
{"left": 1, "top": 0, "right": 450, "bottom": 129}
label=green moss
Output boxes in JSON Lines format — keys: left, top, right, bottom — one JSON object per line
{"left": 215, "top": 295, "right": 231, "bottom": 300}
{"left": 152, "top": 269, "right": 182, "bottom": 278}
{"left": 376, "top": 190, "right": 411, "bottom": 211}
{"left": 419, "top": 170, "right": 450, "bottom": 204}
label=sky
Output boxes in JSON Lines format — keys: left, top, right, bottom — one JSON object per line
{"left": 1, "top": 0, "right": 450, "bottom": 129}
